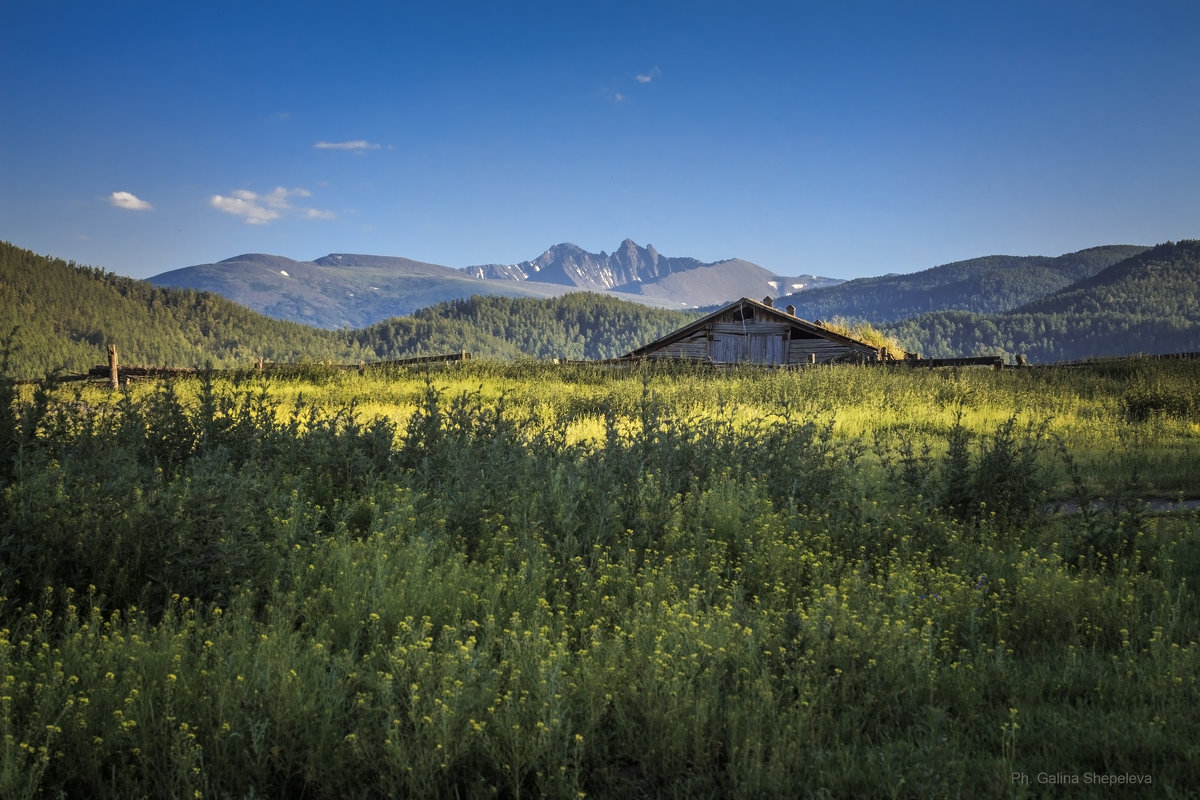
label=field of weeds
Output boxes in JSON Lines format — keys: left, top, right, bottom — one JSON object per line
{"left": 1, "top": 359, "right": 1197, "bottom": 798}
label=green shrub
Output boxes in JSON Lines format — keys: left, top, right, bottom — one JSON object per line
{"left": 0, "top": 362, "right": 1197, "bottom": 798}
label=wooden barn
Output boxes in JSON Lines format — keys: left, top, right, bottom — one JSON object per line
{"left": 624, "top": 296, "right": 903, "bottom": 366}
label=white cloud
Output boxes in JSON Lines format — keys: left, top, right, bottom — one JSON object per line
{"left": 635, "top": 66, "right": 662, "bottom": 83}
{"left": 263, "top": 186, "right": 309, "bottom": 207}
{"left": 211, "top": 191, "right": 280, "bottom": 224}
{"left": 210, "top": 186, "right": 333, "bottom": 225}
{"left": 110, "top": 191, "right": 153, "bottom": 211}
{"left": 315, "top": 140, "right": 381, "bottom": 152}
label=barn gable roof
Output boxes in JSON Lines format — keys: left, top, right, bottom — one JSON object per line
{"left": 623, "top": 296, "right": 883, "bottom": 359}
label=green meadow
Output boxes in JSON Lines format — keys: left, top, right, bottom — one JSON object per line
{"left": 1, "top": 359, "right": 1198, "bottom": 798}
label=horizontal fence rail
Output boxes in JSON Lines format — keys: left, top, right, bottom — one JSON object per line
{"left": 45, "top": 347, "right": 472, "bottom": 386}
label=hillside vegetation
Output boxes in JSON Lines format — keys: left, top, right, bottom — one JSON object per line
{"left": 1016, "top": 240, "right": 1200, "bottom": 317}
{"left": 885, "top": 241, "right": 1200, "bottom": 361}
{"left": 351, "top": 294, "right": 695, "bottom": 362}
{"left": 0, "top": 241, "right": 371, "bottom": 375}
{"left": 782, "top": 245, "right": 1148, "bottom": 324}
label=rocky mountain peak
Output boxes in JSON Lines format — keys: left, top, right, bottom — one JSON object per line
{"left": 460, "top": 238, "right": 833, "bottom": 302}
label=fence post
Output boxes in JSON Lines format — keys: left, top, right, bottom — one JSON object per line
{"left": 107, "top": 345, "right": 119, "bottom": 390}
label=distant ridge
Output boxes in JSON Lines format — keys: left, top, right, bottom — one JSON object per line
{"left": 148, "top": 253, "right": 577, "bottom": 329}
{"left": 776, "top": 245, "right": 1150, "bottom": 324}
{"left": 149, "top": 241, "right": 844, "bottom": 328}
{"left": 1014, "top": 240, "right": 1200, "bottom": 317}
{"left": 882, "top": 240, "right": 1200, "bottom": 362}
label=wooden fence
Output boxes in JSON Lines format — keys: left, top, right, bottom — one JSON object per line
{"left": 31, "top": 348, "right": 1200, "bottom": 388}
{"left": 888, "top": 356, "right": 1005, "bottom": 369}
{"left": 54, "top": 346, "right": 472, "bottom": 387}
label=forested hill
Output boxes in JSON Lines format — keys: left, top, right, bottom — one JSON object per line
{"left": 1, "top": 242, "right": 697, "bottom": 377}
{"left": 0, "top": 241, "right": 371, "bottom": 376}
{"left": 777, "top": 245, "right": 1148, "bottom": 324}
{"left": 883, "top": 241, "right": 1200, "bottom": 363}
{"left": 1013, "top": 240, "right": 1200, "bottom": 317}
{"left": 350, "top": 294, "right": 697, "bottom": 362}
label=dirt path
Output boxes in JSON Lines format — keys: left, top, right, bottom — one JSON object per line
{"left": 1048, "top": 498, "right": 1200, "bottom": 515}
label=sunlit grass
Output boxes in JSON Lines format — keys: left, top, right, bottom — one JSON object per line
{"left": 2, "top": 357, "right": 1197, "bottom": 797}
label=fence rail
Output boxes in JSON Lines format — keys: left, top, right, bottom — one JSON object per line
{"left": 889, "top": 356, "right": 1005, "bottom": 369}
{"left": 48, "top": 347, "right": 472, "bottom": 386}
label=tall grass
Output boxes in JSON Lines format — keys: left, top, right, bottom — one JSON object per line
{"left": 1, "top": 359, "right": 1197, "bottom": 797}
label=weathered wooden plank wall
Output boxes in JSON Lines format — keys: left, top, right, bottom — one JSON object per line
{"left": 788, "top": 340, "right": 876, "bottom": 364}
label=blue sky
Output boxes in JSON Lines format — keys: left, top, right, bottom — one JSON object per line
{"left": 3, "top": 0, "right": 1198, "bottom": 281}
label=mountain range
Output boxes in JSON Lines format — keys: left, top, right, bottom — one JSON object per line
{"left": 463, "top": 239, "right": 837, "bottom": 305}
{"left": 3, "top": 237, "right": 1198, "bottom": 377}
{"left": 147, "top": 252, "right": 573, "bottom": 331}
{"left": 147, "top": 240, "right": 841, "bottom": 329}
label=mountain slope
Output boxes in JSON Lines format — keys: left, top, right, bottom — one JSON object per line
{"left": 351, "top": 293, "right": 697, "bottom": 362}
{"left": 776, "top": 245, "right": 1149, "bottom": 324}
{"left": 885, "top": 309, "right": 1200, "bottom": 364}
{"left": 611, "top": 259, "right": 836, "bottom": 308}
{"left": 1013, "top": 240, "right": 1200, "bottom": 317}
{"left": 883, "top": 241, "right": 1200, "bottom": 362}
{"left": 0, "top": 241, "right": 370, "bottom": 377}
{"left": 149, "top": 253, "right": 582, "bottom": 329}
